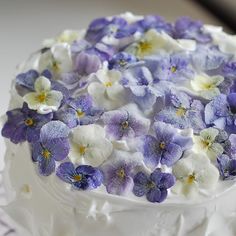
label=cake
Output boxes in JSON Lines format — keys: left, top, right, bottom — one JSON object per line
{"left": 2, "top": 12, "right": 236, "bottom": 236}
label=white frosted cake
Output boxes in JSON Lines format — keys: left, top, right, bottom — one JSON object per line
{"left": 2, "top": 12, "right": 236, "bottom": 236}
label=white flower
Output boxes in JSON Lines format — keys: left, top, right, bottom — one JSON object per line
{"left": 88, "top": 62, "right": 126, "bottom": 109}
{"left": 204, "top": 25, "right": 236, "bottom": 56}
{"left": 69, "top": 124, "right": 113, "bottom": 166}
{"left": 43, "top": 29, "right": 85, "bottom": 47}
{"left": 126, "top": 29, "right": 196, "bottom": 58}
{"left": 23, "top": 76, "right": 63, "bottom": 114}
{"left": 172, "top": 152, "right": 219, "bottom": 198}
{"left": 193, "top": 127, "right": 224, "bottom": 161}
{"left": 191, "top": 74, "right": 224, "bottom": 100}
{"left": 37, "top": 43, "right": 73, "bottom": 76}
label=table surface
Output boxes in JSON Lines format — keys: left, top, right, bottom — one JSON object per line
{"left": 0, "top": 0, "right": 233, "bottom": 235}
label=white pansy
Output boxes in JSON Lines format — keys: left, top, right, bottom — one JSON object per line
{"left": 126, "top": 29, "right": 196, "bottom": 58}
{"left": 191, "top": 74, "right": 224, "bottom": 100}
{"left": 193, "top": 127, "right": 224, "bottom": 161}
{"left": 204, "top": 25, "right": 236, "bottom": 56}
{"left": 88, "top": 62, "right": 126, "bottom": 109}
{"left": 37, "top": 43, "right": 73, "bottom": 76}
{"left": 43, "top": 29, "right": 85, "bottom": 47}
{"left": 69, "top": 124, "right": 113, "bottom": 166}
{"left": 23, "top": 76, "right": 63, "bottom": 114}
{"left": 172, "top": 152, "right": 219, "bottom": 198}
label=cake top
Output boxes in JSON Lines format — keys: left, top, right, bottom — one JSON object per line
{"left": 2, "top": 12, "right": 236, "bottom": 203}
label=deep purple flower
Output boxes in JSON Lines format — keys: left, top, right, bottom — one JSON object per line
{"left": 108, "top": 52, "right": 139, "bottom": 70}
{"left": 217, "top": 155, "right": 236, "bottom": 180}
{"left": 132, "top": 15, "right": 173, "bottom": 35}
{"left": 101, "top": 151, "right": 141, "bottom": 195}
{"left": 1, "top": 103, "right": 52, "bottom": 144}
{"left": 133, "top": 169, "right": 175, "bottom": 203}
{"left": 205, "top": 93, "right": 236, "bottom": 132}
{"left": 55, "top": 94, "right": 103, "bottom": 128}
{"left": 85, "top": 17, "right": 135, "bottom": 43}
{"left": 102, "top": 104, "right": 150, "bottom": 140}
{"left": 223, "top": 61, "right": 236, "bottom": 78}
{"left": 146, "top": 53, "right": 194, "bottom": 83}
{"left": 191, "top": 45, "right": 230, "bottom": 71}
{"left": 15, "top": 69, "right": 69, "bottom": 103}
{"left": 56, "top": 162, "right": 103, "bottom": 190}
{"left": 31, "top": 121, "right": 70, "bottom": 176}
{"left": 155, "top": 90, "right": 205, "bottom": 133}
{"left": 122, "top": 66, "right": 163, "bottom": 109}
{"left": 174, "top": 16, "right": 211, "bottom": 43}
{"left": 138, "top": 122, "right": 192, "bottom": 168}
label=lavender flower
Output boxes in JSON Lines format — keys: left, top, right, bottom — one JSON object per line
{"left": 147, "top": 53, "right": 194, "bottom": 83}
{"left": 191, "top": 45, "right": 230, "bottom": 71}
{"left": 102, "top": 104, "right": 150, "bottom": 140}
{"left": 101, "top": 151, "right": 142, "bottom": 195}
{"left": 174, "top": 16, "right": 211, "bottom": 43}
{"left": 205, "top": 93, "right": 236, "bottom": 132}
{"left": 217, "top": 155, "right": 236, "bottom": 180}
{"left": 155, "top": 90, "right": 205, "bottom": 133}
{"left": 122, "top": 66, "right": 162, "bottom": 109}
{"left": 55, "top": 95, "right": 103, "bottom": 128}
{"left": 138, "top": 122, "right": 192, "bottom": 168}
{"left": 223, "top": 61, "right": 236, "bottom": 78}
{"left": 132, "top": 15, "right": 173, "bottom": 35}
{"left": 108, "top": 52, "right": 138, "bottom": 70}
{"left": 85, "top": 16, "right": 134, "bottom": 43}
{"left": 31, "top": 121, "right": 70, "bottom": 176}
{"left": 2, "top": 103, "right": 52, "bottom": 144}
{"left": 133, "top": 169, "right": 175, "bottom": 203}
{"left": 56, "top": 162, "right": 103, "bottom": 190}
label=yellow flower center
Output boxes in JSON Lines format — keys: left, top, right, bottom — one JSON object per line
{"left": 42, "top": 149, "right": 51, "bottom": 159}
{"left": 36, "top": 92, "right": 47, "bottom": 103}
{"left": 176, "top": 107, "right": 186, "bottom": 117}
{"left": 121, "top": 121, "right": 129, "bottom": 129}
{"left": 79, "top": 145, "right": 87, "bottom": 155}
{"left": 24, "top": 118, "right": 34, "bottom": 126}
{"left": 76, "top": 109, "right": 85, "bottom": 117}
{"left": 137, "top": 40, "right": 153, "bottom": 57}
{"left": 119, "top": 59, "right": 127, "bottom": 67}
{"left": 73, "top": 174, "right": 82, "bottom": 182}
{"left": 52, "top": 61, "right": 61, "bottom": 73}
{"left": 159, "top": 141, "right": 166, "bottom": 150}
{"left": 117, "top": 168, "right": 126, "bottom": 179}
{"left": 187, "top": 173, "right": 196, "bottom": 184}
{"left": 147, "top": 181, "right": 156, "bottom": 189}
{"left": 201, "top": 139, "right": 211, "bottom": 149}
{"left": 104, "top": 81, "right": 113, "bottom": 87}
{"left": 203, "top": 83, "right": 213, "bottom": 90}
{"left": 171, "top": 66, "right": 177, "bottom": 73}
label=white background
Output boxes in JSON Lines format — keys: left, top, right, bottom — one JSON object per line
{"left": 0, "top": 0, "right": 232, "bottom": 170}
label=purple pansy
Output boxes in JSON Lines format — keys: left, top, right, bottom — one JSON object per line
{"left": 174, "top": 16, "right": 211, "bottom": 43}
{"left": 138, "top": 122, "right": 192, "bottom": 168}
{"left": 133, "top": 15, "right": 173, "bottom": 35}
{"left": 205, "top": 93, "right": 236, "bottom": 132}
{"left": 122, "top": 66, "right": 163, "bottom": 109}
{"left": 85, "top": 16, "right": 135, "bottom": 43}
{"left": 55, "top": 94, "right": 103, "bottom": 128}
{"left": 133, "top": 169, "right": 175, "bottom": 203}
{"left": 31, "top": 121, "right": 70, "bottom": 176}
{"left": 102, "top": 104, "right": 150, "bottom": 140}
{"left": 108, "top": 52, "right": 139, "bottom": 70}
{"left": 191, "top": 45, "right": 230, "bottom": 72}
{"left": 155, "top": 90, "right": 205, "bottom": 133}
{"left": 217, "top": 155, "right": 236, "bottom": 180}
{"left": 101, "top": 151, "right": 141, "bottom": 195}
{"left": 56, "top": 162, "right": 103, "bottom": 190}
{"left": 146, "top": 53, "right": 194, "bottom": 83}
{"left": 15, "top": 69, "right": 69, "bottom": 103}
{"left": 2, "top": 103, "right": 52, "bottom": 144}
